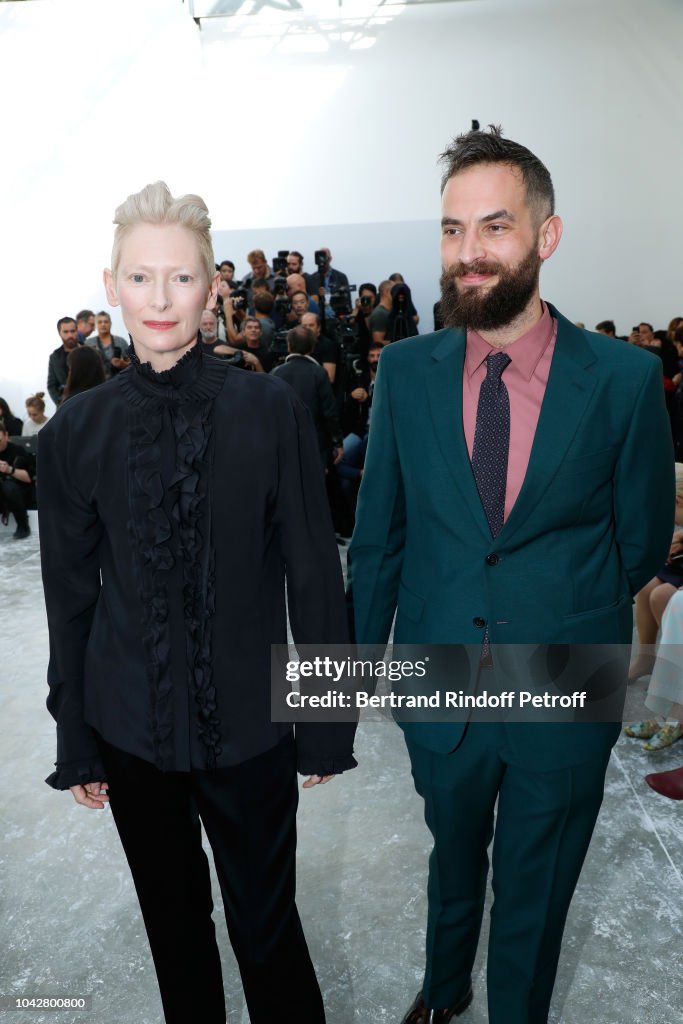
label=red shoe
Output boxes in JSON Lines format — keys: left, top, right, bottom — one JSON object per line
{"left": 645, "top": 765, "right": 683, "bottom": 800}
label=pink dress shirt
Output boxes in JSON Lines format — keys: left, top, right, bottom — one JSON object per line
{"left": 463, "top": 302, "right": 558, "bottom": 522}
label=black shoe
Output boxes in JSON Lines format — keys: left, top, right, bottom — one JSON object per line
{"left": 399, "top": 987, "right": 473, "bottom": 1023}
{"left": 13, "top": 524, "right": 30, "bottom": 540}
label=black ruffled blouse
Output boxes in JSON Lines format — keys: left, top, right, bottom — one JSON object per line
{"left": 39, "top": 342, "right": 356, "bottom": 789}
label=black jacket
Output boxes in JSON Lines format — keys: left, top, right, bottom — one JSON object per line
{"left": 47, "top": 344, "right": 77, "bottom": 406}
{"left": 39, "top": 343, "right": 356, "bottom": 789}
{"left": 271, "top": 355, "right": 342, "bottom": 458}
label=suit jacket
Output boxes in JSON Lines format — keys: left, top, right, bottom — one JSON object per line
{"left": 348, "top": 305, "right": 674, "bottom": 767}
{"left": 271, "top": 355, "right": 342, "bottom": 458}
{"left": 307, "top": 267, "right": 350, "bottom": 296}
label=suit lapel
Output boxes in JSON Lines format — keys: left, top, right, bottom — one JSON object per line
{"left": 425, "top": 328, "right": 492, "bottom": 541}
{"left": 497, "top": 306, "right": 599, "bottom": 546}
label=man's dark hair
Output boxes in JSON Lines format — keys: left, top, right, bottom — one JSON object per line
{"left": 251, "top": 277, "right": 271, "bottom": 292}
{"left": 639, "top": 322, "right": 654, "bottom": 332}
{"left": 288, "top": 250, "right": 304, "bottom": 263}
{"left": 290, "top": 290, "right": 308, "bottom": 302}
{"left": 76, "top": 309, "right": 95, "bottom": 322}
{"left": 96, "top": 310, "right": 111, "bottom": 319}
{"left": 439, "top": 124, "right": 555, "bottom": 223}
{"left": 359, "top": 282, "right": 377, "bottom": 297}
{"left": 57, "top": 316, "right": 76, "bottom": 332}
{"left": 254, "top": 292, "right": 275, "bottom": 315}
{"left": 595, "top": 320, "right": 616, "bottom": 335}
{"left": 219, "top": 260, "right": 235, "bottom": 271}
{"left": 287, "top": 326, "right": 315, "bottom": 355}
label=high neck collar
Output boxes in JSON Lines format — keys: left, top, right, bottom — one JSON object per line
{"left": 129, "top": 336, "right": 203, "bottom": 390}
{"left": 120, "top": 334, "right": 227, "bottom": 407}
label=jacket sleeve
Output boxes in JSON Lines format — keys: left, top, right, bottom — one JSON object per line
{"left": 38, "top": 415, "right": 106, "bottom": 790}
{"left": 273, "top": 387, "right": 357, "bottom": 776}
{"left": 348, "top": 353, "right": 406, "bottom": 644}
{"left": 46, "top": 354, "right": 61, "bottom": 408}
{"left": 614, "top": 357, "right": 675, "bottom": 595}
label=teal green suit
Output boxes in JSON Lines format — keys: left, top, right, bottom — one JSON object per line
{"left": 349, "top": 306, "right": 673, "bottom": 1021}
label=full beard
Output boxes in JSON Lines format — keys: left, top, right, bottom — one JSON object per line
{"left": 439, "top": 246, "right": 541, "bottom": 332}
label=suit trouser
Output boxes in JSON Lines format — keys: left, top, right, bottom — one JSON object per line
{"left": 405, "top": 722, "right": 610, "bottom": 1024}
{"left": 96, "top": 732, "right": 325, "bottom": 1024}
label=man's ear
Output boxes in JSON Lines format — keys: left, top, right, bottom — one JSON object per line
{"left": 103, "top": 268, "right": 120, "bottom": 307}
{"left": 205, "top": 271, "right": 220, "bottom": 311}
{"left": 538, "top": 215, "right": 563, "bottom": 262}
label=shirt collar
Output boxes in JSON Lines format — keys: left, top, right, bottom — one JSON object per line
{"left": 465, "top": 301, "right": 555, "bottom": 381}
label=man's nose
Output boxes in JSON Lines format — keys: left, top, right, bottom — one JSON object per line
{"left": 458, "top": 229, "right": 486, "bottom": 266}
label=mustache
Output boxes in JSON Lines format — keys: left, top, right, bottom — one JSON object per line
{"left": 445, "top": 260, "right": 504, "bottom": 279}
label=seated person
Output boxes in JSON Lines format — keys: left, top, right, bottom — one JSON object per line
{"left": 0, "top": 417, "right": 36, "bottom": 540}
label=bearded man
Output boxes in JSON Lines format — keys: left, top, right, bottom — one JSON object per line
{"left": 348, "top": 126, "right": 673, "bottom": 1023}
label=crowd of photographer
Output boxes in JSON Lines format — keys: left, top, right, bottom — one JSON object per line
{"left": 3, "top": 251, "right": 683, "bottom": 546}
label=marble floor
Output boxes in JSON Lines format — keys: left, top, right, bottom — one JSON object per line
{"left": 1, "top": 521, "right": 683, "bottom": 1024}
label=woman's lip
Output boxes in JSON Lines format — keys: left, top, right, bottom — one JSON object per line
{"left": 143, "top": 321, "right": 178, "bottom": 329}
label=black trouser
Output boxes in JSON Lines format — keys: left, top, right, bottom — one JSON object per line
{"left": 97, "top": 733, "right": 325, "bottom": 1024}
{"left": 0, "top": 478, "right": 29, "bottom": 528}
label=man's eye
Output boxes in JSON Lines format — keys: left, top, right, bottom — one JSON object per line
{"left": 131, "top": 274, "right": 145, "bottom": 283}
{"left": 178, "top": 274, "right": 191, "bottom": 283}
{"left": 487, "top": 224, "right": 506, "bottom": 233}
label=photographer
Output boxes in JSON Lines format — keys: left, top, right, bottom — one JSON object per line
{"left": 306, "top": 248, "right": 349, "bottom": 304}
{"left": 0, "top": 416, "right": 36, "bottom": 540}
{"left": 368, "top": 280, "right": 393, "bottom": 342}
{"left": 335, "top": 341, "right": 383, "bottom": 518}
{"left": 86, "top": 311, "right": 130, "bottom": 377}
{"left": 286, "top": 251, "right": 309, "bottom": 287}
{"left": 271, "top": 327, "right": 343, "bottom": 469}
{"left": 236, "top": 317, "right": 270, "bottom": 372}
{"left": 223, "top": 285, "right": 249, "bottom": 344}
{"left": 348, "top": 282, "right": 377, "bottom": 359}
{"left": 242, "top": 249, "right": 276, "bottom": 293}
{"left": 300, "top": 311, "right": 339, "bottom": 386}
{"left": 253, "top": 291, "right": 276, "bottom": 348}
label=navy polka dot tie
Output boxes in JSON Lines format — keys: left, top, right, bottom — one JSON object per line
{"left": 471, "top": 351, "right": 510, "bottom": 661}
{"left": 471, "top": 351, "right": 511, "bottom": 539}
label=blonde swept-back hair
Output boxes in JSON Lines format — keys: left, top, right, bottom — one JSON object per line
{"left": 111, "top": 181, "right": 215, "bottom": 283}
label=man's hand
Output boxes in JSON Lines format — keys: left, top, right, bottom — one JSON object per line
{"left": 302, "top": 774, "right": 334, "bottom": 789}
{"left": 0, "top": 460, "right": 10, "bottom": 475}
{"left": 350, "top": 387, "right": 368, "bottom": 403}
{"left": 242, "top": 352, "right": 264, "bottom": 372}
{"left": 70, "top": 781, "right": 110, "bottom": 809}
{"left": 332, "top": 446, "right": 344, "bottom": 465}
{"left": 111, "top": 357, "right": 130, "bottom": 370}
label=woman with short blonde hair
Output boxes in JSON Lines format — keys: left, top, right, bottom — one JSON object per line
{"left": 40, "top": 181, "right": 356, "bottom": 1024}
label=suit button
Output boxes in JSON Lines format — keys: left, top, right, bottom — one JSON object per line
{"left": 486, "top": 553, "right": 500, "bottom": 566}
{"left": 473, "top": 617, "right": 486, "bottom": 628}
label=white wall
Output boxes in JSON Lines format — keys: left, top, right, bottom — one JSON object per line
{"left": 1, "top": 0, "right": 681, "bottom": 419}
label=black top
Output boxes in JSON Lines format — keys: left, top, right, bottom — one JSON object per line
{"left": 271, "top": 355, "right": 342, "bottom": 457}
{"left": 39, "top": 342, "right": 356, "bottom": 789}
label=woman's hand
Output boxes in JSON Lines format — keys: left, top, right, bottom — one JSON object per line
{"left": 70, "top": 781, "right": 110, "bottom": 809}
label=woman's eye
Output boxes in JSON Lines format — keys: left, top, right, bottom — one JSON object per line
{"left": 131, "top": 274, "right": 145, "bottom": 283}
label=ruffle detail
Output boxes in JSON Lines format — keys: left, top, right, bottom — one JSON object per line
{"left": 119, "top": 341, "right": 228, "bottom": 408}
{"left": 171, "top": 402, "right": 222, "bottom": 769}
{"left": 129, "top": 334, "right": 203, "bottom": 388}
{"left": 45, "top": 756, "right": 108, "bottom": 791}
{"left": 127, "top": 406, "right": 176, "bottom": 770}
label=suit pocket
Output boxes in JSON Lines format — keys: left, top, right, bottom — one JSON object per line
{"left": 561, "top": 445, "right": 620, "bottom": 474}
{"left": 398, "top": 581, "right": 426, "bottom": 623}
